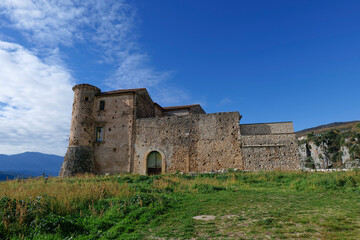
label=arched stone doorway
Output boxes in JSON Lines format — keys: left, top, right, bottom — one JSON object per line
{"left": 147, "top": 151, "right": 162, "bottom": 175}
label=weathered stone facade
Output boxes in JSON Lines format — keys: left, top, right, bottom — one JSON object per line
{"left": 133, "top": 112, "right": 243, "bottom": 174}
{"left": 60, "top": 84, "right": 300, "bottom": 176}
{"left": 240, "top": 123, "right": 299, "bottom": 170}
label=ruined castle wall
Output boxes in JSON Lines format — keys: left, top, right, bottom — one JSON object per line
{"left": 240, "top": 123, "right": 300, "bottom": 170}
{"left": 240, "top": 122, "right": 294, "bottom": 135}
{"left": 93, "top": 93, "right": 135, "bottom": 174}
{"left": 134, "top": 112, "right": 243, "bottom": 174}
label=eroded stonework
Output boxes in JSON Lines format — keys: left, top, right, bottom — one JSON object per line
{"left": 60, "top": 84, "right": 300, "bottom": 176}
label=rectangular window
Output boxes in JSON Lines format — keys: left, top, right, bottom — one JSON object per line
{"left": 96, "top": 127, "right": 103, "bottom": 142}
{"left": 99, "top": 101, "right": 105, "bottom": 110}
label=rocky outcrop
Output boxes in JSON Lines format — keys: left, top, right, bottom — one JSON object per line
{"left": 299, "top": 142, "right": 332, "bottom": 169}
{"left": 299, "top": 138, "right": 360, "bottom": 169}
{"left": 297, "top": 123, "right": 360, "bottom": 170}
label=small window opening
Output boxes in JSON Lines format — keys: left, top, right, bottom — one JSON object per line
{"left": 84, "top": 96, "right": 89, "bottom": 101}
{"left": 99, "top": 101, "right": 105, "bottom": 110}
{"left": 96, "top": 127, "right": 104, "bottom": 142}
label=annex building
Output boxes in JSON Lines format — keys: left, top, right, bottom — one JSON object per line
{"left": 60, "top": 84, "right": 299, "bottom": 176}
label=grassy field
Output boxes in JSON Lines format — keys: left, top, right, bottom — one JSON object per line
{"left": 1, "top": 171, "right": 360, "bottom": 239}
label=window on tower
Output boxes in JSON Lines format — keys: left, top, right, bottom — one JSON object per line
{"left": 96, "top": 127, "right": 104, "bottom": 142}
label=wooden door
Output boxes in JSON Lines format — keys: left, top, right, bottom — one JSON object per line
{"left": 147, "top": 151, "right": 162, "bottom": 175}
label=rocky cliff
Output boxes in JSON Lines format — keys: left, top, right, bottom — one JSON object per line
{"left": 298, "top": 122, "right": 360, "bottom": 169}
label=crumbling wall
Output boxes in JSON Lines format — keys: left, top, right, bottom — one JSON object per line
{"left": 134, "top": 112, "right": 243, "bottom": 174}
{"left": 240, "top": 123, "right": 299, "bottom": 170}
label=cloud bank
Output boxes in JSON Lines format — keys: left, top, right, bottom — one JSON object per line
{"left": 0, "top": 41, "right": 73, "bottom": 155}
{"left": 0, "top": 0, "right": 134, "bottom": 50}
{"left": 0, "top": 0, "right": 189, "bottom": 155}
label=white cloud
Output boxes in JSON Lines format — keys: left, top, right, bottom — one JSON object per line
{"left": 0, "top": 40, "right": 73, "bottom": 155}
{"left": 0, "top": 1, "right": 181, "bottom": 97}
{"left": 150, "top": 86, "right": 191, "bottom": 106}
{"left": 0, "top": 0, "right": 134, "bottom": 56}
{"left": 107, "top": 51, "right": 196, "bottom": 106}
{"left": 0, "top": 0, "right": 194, "bottom": 155}
{"left": 0, "top": 0, "right": 85, "bottom": 47}
{"left": 109, "top": 52, "right": 170, "bottom": 89}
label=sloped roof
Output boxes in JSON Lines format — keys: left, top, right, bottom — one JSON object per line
{"left": 163, "top": 104, "right": 201, "bottom": 111}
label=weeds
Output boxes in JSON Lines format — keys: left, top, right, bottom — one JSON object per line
{"left": 0, "top": 171, "right": 360, "bottom": 239}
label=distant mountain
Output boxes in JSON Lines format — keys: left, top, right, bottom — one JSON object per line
{"left": 296, "top": 121, "right": 360, "bottom": 137}
{"left": 0, "top": 152, "right": 63, "bottom": 178}
{"left": 0, "top": 172, "right": 30, "bottom": 181}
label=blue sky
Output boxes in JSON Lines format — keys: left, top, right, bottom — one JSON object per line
{"left": 0, "top": 0, "right": 359, "bottom": 155}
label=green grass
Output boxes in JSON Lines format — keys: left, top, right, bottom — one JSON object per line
{"left": 1, "top": 171, "right": 360, "bottom": 239}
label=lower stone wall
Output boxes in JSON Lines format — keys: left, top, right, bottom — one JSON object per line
{"left": 241, "top": 134, "right": 299, "bottom": 170}
{"left": 133, "top": 112, "right": 243, "bottom": 174}
{"left": 60, "top": 146, "right": 95, "bottom": 176}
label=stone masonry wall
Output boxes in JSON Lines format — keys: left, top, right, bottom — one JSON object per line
{"left": 189, "top": 105, "right": 206, "bottom": 115}
{"left": 60, "top": 146, "right": 95, "bottom": 176}
{"left": 93, "top": 93, "right": 135, "bottom": 174}
{"left": 60, "top": 84, "right": 100, "bottom": 176}
{"left": 240, "top": 122, "right": 294, "bottom": 135}
{"left": 241, "top": 133, "right": 299, "bottom": 170}
{"left": 133, "top": 112, "right": 243, "bottom": 174}
{"left": 135, "top": 90, "right": 156, "bottom": 119}
{"left": 69, "top": 85, "right": 100, "bottom": 147}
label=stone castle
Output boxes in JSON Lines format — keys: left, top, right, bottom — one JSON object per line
{"left": 60, "top": 84, "right": 299, "bottom": 176}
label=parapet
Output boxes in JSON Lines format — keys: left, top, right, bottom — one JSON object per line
{"left": 240, "top": 122, "right": 294, "bottom": 135}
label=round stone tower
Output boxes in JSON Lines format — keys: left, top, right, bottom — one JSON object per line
{"left": 60, "top": 84, "right": 101, "bottom": 176}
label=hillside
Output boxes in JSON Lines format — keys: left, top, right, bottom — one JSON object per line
{"left": 1, "top": 172, "right": 359, "bottom": 239}
{"left": 296, "top": 121, "right": 360, "bottom": 137}
{"left": 0, "top": 152, "right": 63, "bottom": 177}
{"left": 297, "top": 121, "right": 360, "bottom": 169}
